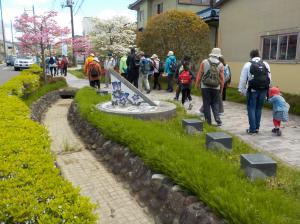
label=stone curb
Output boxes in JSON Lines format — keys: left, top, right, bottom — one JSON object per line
{"left": 68, "top": 101, "right": 225, "bottom": 224}
{"left": 30, "top": 90, "right": 61, "bottom": 122}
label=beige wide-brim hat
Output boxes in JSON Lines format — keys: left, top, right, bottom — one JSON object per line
{"left": 151, "top": 54, "right": 158, "bottom": 59}
{"left": 93, "top": 57, "right": 99, "bottom": 62}
{"left": 209, "top": 48, "right": 222, "bottom": 57}
{"left": 90, "top": 53, "right": 95, "bottom": 57}
{"left": 167, "top": 51, "right": 174, "bottom": 56}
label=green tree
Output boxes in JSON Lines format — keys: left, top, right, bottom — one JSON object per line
{"left": 137, "top": 10, "right": 210, "bottom": 63}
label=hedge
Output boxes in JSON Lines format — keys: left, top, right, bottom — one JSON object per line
{"left": 0, "top": 69, "right": 96, "bottom": 223}
{"left": 75, "top": 87, "right": 300, "bottom": 224}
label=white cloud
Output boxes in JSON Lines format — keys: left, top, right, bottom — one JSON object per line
{"left": 12, "top": 0, "right": 48, "bottom": 6}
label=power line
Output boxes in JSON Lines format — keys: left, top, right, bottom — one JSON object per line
{"left": 74, "top": 0, "right": 85, "bottom": 16}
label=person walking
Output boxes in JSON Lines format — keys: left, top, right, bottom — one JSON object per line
{"left": 151, "top": 54, "right": 161, "bottom": 90}
{"left": 126, "top": 48, "right": 140, "bottom": 88}
{"left": 196, "top": 48, "right": 224, "bottom": 126}
{"left": 268, "top": 87, "right": 289, "bottom": 136}
{"left": 138, "top": 52, "right": 151, "bottom": 94}
{"left": 178, "top": 63, "right": 194, "bottom": 110}
{"left": 87, "top": 57, "right": 102, "bottom": 89}
{"left": 119, "top": 54, "right": 128, "bottom": 78}
{"left": 238, "top": 49, "right": 271, "bottom": 135}
{"left": 56, "top": 57, "right": 61, "bottom": 76}
{"left": 84, "top": 53, "right": 94, "bottom": 76}
{"left": 174, "top": 55, "right": 192, "bottom": 100}
{"left": 164, "top": 51, "right": 177, "bottom": 92}
{"left": 104, "top": 53, "right": 116, "bottom": 88}
{"left": 61, "top": 55, "right": 69, "bottom": 77}
{"left": 49, "top": 56, "right": 57, "bottom": 76}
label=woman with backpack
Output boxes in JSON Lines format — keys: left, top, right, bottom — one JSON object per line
{"left": 87, "top": 57, "right": 102, "bottom": 89}
{"left": 164, "top": 51, "right": 177, "bottom": 92}
{"left": 219, "top": 57, "right": 231, "bottom": 101}
{"left": 151, "top": 54, "right": 161, "bottom": 90}
{"left": 178, "top": 63, "right": 195, "bottom": 110}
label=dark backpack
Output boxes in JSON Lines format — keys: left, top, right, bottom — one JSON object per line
{"left": 90, "top": 64, "right": 99, "bottom": 77}
{"left": 202, "top": 60, "right": 220, "bottom": 88}
{"left": 169, "top": 59, "right": 177, "bottom": 74}
{"left": 248, "top": 60, "right": 270, "bottom": 90}
{"left": 49, "top": 57, "right": 55, "bottom": 65}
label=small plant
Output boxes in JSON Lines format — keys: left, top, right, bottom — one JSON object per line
{"left": 62, "top": 139, "right": 82, "bottom": 153}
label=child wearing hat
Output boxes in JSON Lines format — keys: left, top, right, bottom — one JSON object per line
{"left": 268, "top": 87, "right": 290, "bottom": 136}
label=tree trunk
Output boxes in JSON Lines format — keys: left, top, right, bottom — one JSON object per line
{"left": 41, "top": 44, "right": 46, "bottom": 82}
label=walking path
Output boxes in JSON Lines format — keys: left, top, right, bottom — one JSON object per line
{"left": 43, "top": 99, "right": 154, "bottom": 224}
{"left": 66, "top": 73, "right": 300, "bottom": 168}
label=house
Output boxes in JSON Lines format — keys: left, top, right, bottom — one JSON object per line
{"left": 129, "top": 0, "right": 213, "bottom": 31}
{"left": 216, "top": 0, "right": 300, "bottom": 94}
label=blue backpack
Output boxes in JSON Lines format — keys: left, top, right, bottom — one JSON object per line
{"left": 224, "top": 65, "right": 231, "bottom": 82}
{"left": 169, "top": 58, "right": 177, "bottom": 73}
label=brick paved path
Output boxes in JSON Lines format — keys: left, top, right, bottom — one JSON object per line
{"left": 65, "top": 73, "right": 300, "bottom": 168}
{"left": 43, "top": 99, "right": 154, "bottom": 224}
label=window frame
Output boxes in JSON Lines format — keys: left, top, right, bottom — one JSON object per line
{"left": 261, "top": 32, "right": 299, "bottom": 63}
{"left": 157, "top": 2, "right": 163, "bottom": 14}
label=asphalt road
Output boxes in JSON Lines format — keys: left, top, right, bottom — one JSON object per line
{"left": 0, "top": 64, "right": 20, "bottom": 85}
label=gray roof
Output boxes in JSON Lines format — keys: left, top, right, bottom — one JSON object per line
{"left": 215, "top": 0, "right": 230, "bottom": 7}
{"left": 128, "top": 0, "right": 143, "bottom": 10}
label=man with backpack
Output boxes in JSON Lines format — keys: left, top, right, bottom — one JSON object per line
{"left": 239, "top": 49, "right": 271, "bottom": 135}
{"left": 196, "top": 48, "right": 224, "bottom": 126}
{"left": 164, "top": 51, "right": 177, "bottom": 92}
{"left": 126, "top": 48, "right": 140, "bottom": 88}
{"left": 87, "top": 57, "right": 102, "bottom": 89}
{"left": 138, "top": 52, "right": 151, "bottom": 94}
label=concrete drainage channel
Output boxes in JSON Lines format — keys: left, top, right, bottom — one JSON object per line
{"left": 31, "top": 89, "right": 225, "bottom": 224}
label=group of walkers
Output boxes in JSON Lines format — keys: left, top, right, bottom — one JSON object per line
{"left": 46, "top": 55, "right": 69, "bottom": 77}
{"left": 82, "top": 47, "right": 289, "bottom": 137}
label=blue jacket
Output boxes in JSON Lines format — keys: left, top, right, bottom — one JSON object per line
{"left": 164, "top": 55, "right": 176, "bottom": 75}
{"left": 268, "top": 95, "right": 289, "bottom": 121}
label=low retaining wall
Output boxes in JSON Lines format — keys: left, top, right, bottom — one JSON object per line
{"left": 30, "top": 90, "right": 61, "bottom": 122}
{"left": 68, "top": 102, "right": 224, "bottom": 224}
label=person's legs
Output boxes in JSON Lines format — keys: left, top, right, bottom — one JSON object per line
{"left": 255, "top": 90, "right": 267, "bottom": 131}
{"left": 133, "top": 73, "right": 139, "bottom": 89}
{"left": 247, "top": 90, "right": 258, "bottom": 133}
{"left": 211, "top": 89, "right": 222, "bottom": 125}
{"left": 138, "top": 72, "right": 143, "bottom": 91}
{"left": 181, "top": 88, "right": 187, "bottom": 105}
{"left": 222, "top": 84, "right": 227, "bottom": 101}
{"left": 95, "top": 80, "right": 100, "bottom": 89}
{"left": 219, "top": 91, "right": 224, "bottom": 114}
{"left": 143, "top": 74, "right": 150, "bottom": 92}
{"left": 50, "top": 67, "right": 53, "bottom": 76}
{"left": 175, "top": 84, "right": 181, "bottom": 100}
{"left": 167, "top": 74, "right": 174, "bottom": 92}
{"left": 105, "top": 70, "right": 109, "bottom": 87}
{"left": 64, "top": 67, "right": 68, "bottom": 76}
{"left": 153, "top": 73, "right": 158, "bottom": 89}
{"left": 89, "top": 80, "right": 95, "bottom": 88}
{"left": 202, "top": 88, "right": 212, "bottom": 124}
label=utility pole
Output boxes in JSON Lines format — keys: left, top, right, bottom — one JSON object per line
{"left": 0, "top": 0, "right": 7, "bottom": 60}
{"left": 62, "top": 0, "right": 76, "bottom": 66}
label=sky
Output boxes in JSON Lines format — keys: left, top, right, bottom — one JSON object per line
{"left": 1, "top": 0, "right": 137, "bottom": 42}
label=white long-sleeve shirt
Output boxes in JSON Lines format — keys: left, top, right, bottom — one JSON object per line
{"left": 238, "top": 57, "right": 271, "bottom": 96}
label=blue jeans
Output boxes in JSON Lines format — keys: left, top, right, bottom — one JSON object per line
{"left": 247, "top": 89, "right": 267, "bottom": 132}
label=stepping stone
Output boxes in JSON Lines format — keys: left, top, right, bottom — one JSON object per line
{"left": 97, "top": 89, "right": 109, "bottom": 95}
{"left": 206, "top": 132, "right": 232, "bottom": 150}
{"left": 240, "top": 154, "right": 277, "bottom": 181}
{"left": 182, "top": 119, "right": 203, "bottom": 134}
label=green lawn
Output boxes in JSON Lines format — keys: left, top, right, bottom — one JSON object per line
{"left": 75, "top": 87, "right": 300, "bottom": 224}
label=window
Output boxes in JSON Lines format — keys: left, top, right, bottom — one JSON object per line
{"left": 138, "top": 10, "right": 144, "bottom": 22}
{"left": 178, "top": 0, "right": 210, "bottom": 5}
{"left": 157, "top": 3, "right": 163, "bottom": 14}
{"left": 262, "top": 33, "right": 298, "bottom": 61}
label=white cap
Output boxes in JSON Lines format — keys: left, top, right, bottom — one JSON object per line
{"left": 167, "top": 51, "right": 174, "bottom": 56}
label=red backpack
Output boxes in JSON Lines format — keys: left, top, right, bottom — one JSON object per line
{"left": 179, "top": 71, "right": 191, "bottom": 85}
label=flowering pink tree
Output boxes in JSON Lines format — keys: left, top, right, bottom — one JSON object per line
{"left": 14, "top": 11, "right": 69, "bottom": 78}
{"left": 73, "top": 36, "right": 91, "bottom": 57}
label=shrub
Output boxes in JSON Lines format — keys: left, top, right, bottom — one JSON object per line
{"left": 137, "top": 10, "right": 210, "bottom": 63}
{"left": 0, "top": 72, "right": 96, "bottom": 223}
{"left": 75, "top": 87, "right": 300, "bottom": 224}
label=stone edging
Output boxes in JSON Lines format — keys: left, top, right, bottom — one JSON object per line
{"left": 68, "top": 101, "right": 224, "bottom": 224}
{"left": 30, "top": 90, "right": 61, "bottom": 122}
